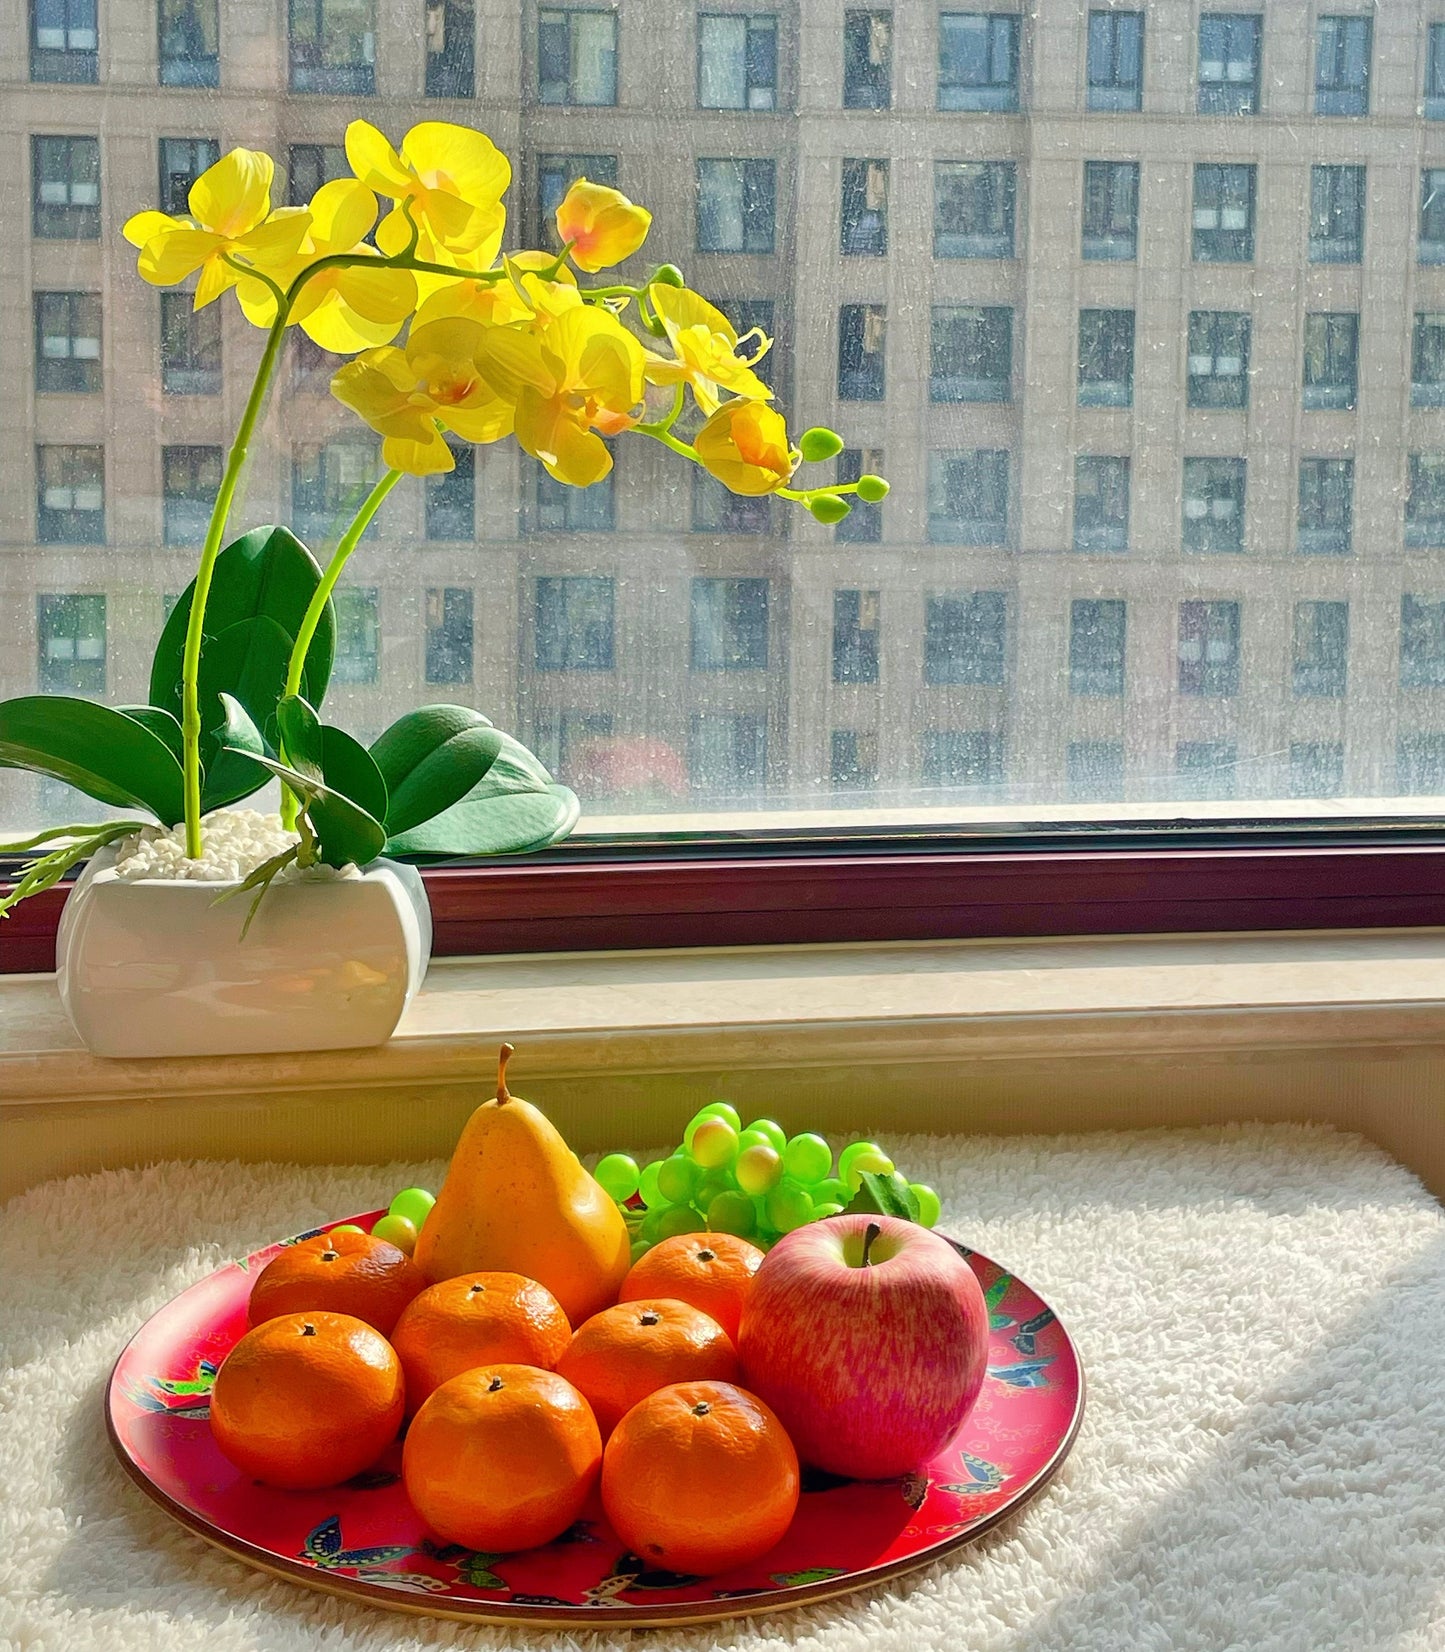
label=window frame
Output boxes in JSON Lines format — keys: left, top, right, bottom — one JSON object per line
{"left": 1085, "top": 9, "right": 1143, "bottom": 112}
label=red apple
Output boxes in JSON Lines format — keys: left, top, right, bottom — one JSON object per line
{"left": 736, "top": 1214, "right": 989, "bottom": 1479}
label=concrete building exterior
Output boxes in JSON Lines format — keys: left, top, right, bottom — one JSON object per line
{"left": 4, "top": 0, "right": 1445, "bottom": 827}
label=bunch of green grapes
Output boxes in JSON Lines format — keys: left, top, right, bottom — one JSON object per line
{"left": 593, "top": 1105, "right": 941, "bottom": 1261}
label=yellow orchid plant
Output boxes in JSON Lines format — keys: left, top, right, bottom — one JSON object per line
{"left": 0, "top": 120, "right": 888, "bottom": 913}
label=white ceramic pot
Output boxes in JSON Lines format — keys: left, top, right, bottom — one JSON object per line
{"left": 55, "top": 847, "right": 432, "bottom": 1059}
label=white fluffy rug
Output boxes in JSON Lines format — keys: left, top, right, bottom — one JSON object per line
{"left": 4, "top": 1124, "right": 1445, "bottom": 1651}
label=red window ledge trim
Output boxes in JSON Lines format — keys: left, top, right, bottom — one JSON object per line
{"left": 6, "top": 841, "right": 1445, "bottom": 973}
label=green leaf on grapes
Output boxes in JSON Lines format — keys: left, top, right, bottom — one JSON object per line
{"left": 844, "top": 1170, "right": 921, "bottom": 1223}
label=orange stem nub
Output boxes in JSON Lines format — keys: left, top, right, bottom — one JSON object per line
{"left": 497, "top": 1042, "right": 515, "bottom": 1103}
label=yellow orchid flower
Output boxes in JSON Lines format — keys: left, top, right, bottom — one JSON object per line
{"left": 694, "top": 399, "right": 797, "bottom": 495}
{"left": 413, "top": 251, "right": 578, "bottom": 331}
{"left": 235, "top": 179, "right": 418, "bottom": 353}
{"left": 476, "top": 306, "right": 645, "bottom": 486}
{"left": 330, "top": 317, "right": 514, "bottom": 475}
{"left": 555, "top": 177, "right": 652, "bottom": 274}
{"left": 347, "top": 119, "right": 510, "bottom": 273}
{"left": 123, "top": 148, "right": 311, "bottom": 310}
{"left": 644, "top": 284, "right": 773, "bottom": 417}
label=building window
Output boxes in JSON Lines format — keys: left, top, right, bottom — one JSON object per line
{"left": 923, "top": 592, "right": 1007, "bottom": 686}
{"left": 1197, "top": 12, "right": 1260, "bottom": 115}
{"left": 1074, "top": 455, "right": 1129, "bottom": 552}
{"left": 34, "top": 292, "right": 101, "bottom": 394}
{"left": 31, "top": 0, "right": 97, "bottom": 82}
{"left": 1069, "top": 599, "right": 1126, "bottom": 697}
{"left": 1293, "top": 601, "right": 1348, "bottom": 698}
{"left": 287, "top": 144, "right": 348, "bottom": 204}
{"left": 38, "top": 594, "right": 105, "bottom": 695}
{"left": 1068, "top": 739, "right": 1124, "bottom": 801}
{"left": 1424, "top": 170, "right": 1445, "bottom": 264}
{"left": 332, "top": 588, "right": 380, "bottom": 685}
{"left": 539, "top": 8, "right": 617, "bottom": 105}
{"left": 930, "top": 306, "right": 1012, "bottom": 403}
{"left": 843, "top": 8, "right": 891, "bottom": 108}
{"left": 934, "top": 160, "right": 1015, "bottom": 259}
{"left": 1077, "top": 308, "right": 1134, "bottom": 408}
{"left": 1086, "top": 10, "right": 1142, "bottom": 111}
{"left": 691, "top": 577, "right": 769, "bottom": 671}
{"left": 1428, "top": 23, "right": 1445, "bottom": 120}
{"left": 838, "top": 304, "right": 886, "bottom": 401}
{"left": 841, "top": 158, "right": 888, "bottom": 255}
{"left": 922, "top": 730, "right": 1004, "bottom": 788}
{"left": 1192, "top": 163, "right": 1255, "bottom": 262}
{"left": 836, "top": 447, "right": 884, "bottom": 543}
{"left": 1298, "top": 457, "right": 1354, "bottom": 555}
{"left": 1401, "top": 596, "right": 1445, "bottom": 687}
{"left": 425, "top": 447, "right": 474, "bottom": 539}
{"left": 690, "top": 712, "right": 767, "bottom": 793}
{"left": 292, "top": 441, "right": 376, "bottom": 544}
{"left": 1302, "top": 312, "right": 1358, "bottom": 411}
{"left": 534, "top": 577, "right": 615, "bottom": 672}
{"left": 698, "top": 13, "right": 776, "bottom": 109}
{"left": 1177, "top": 741, "right": 1236, "bottom": 799}
{"left": 833, "top": 589, "right": 880, "bottom": 685}
{"left": 1187, "top": 310, "right": 1250, "bottom": 409}
{"left": 537, "top": 459, "right": 615, "bottom": 530}
{"left": 697, "top": 158, "right": 775, "bottom": 253}
{"left": 1290, "top": 742, "right": 1344, "bottom": 799}
{"left": 162, "top": 445, "right": 221, "bottom": 547}
{"left": 1406, "top": 455, "right": 1445, "bottom": 548}
{"left": 1081, "top": 158, "right": 1138, "bottom": 260}
{"left": 425, "top": 587, "right": 474, "bottom": 684}
{"left": 159, "top": 137, "right": 219, "bottom": 214}
{"left": 425, "top": 0, "right": 474, "bottom": 97}
{"left": 37, "top": 445, "right": 104, "bottom": 544}
{"left": 1182, "top": 458, "right": 1245, "bottom": 554}
{"left": 32, "top": 135, "right": 100, "bottom": 239}
{"left": 538, "top": 153, "right": 618, "bottom": 245}
{"left": 938, "top": 12, "right": 1020, "bottom": 111}
{"left": 159, "top": 0, "right": 218, "bottom": 85}
{"left": 160, "top": 293, "right": 221, "bottom": 394}
{"left": 693, "top": 472, "right": 771, "bottom": 532}
{"left": 1178, "top": 600, "right": 1241, "bottom": 696}
{"left": 1415, "top": 313, "right": 1445, "bottom": 408}
{"left": 831, "top": 730, "right": 878, "bottom": 789}
{"left": 928, "top": 450, "right": 1009, "bottom": 546}
{"left": 1309, "top": 165, "right": 1364, "bottom": 263}
{"left": 290, "top": 0, "right": 375, "bottom": 94}
{"left": 1314, "top": 15, "right": 1370, "bottom": 115}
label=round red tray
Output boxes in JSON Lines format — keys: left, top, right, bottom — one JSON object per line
{"left": 106, "top": 1212, "right": 1083, "bottom": 1628}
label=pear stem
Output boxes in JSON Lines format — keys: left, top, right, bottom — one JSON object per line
{"left": 497, "top": 1043, "right": 515, "bottom": 1103}
{"left": 861, "top": 1221, "right": 882, "bottom": 1267}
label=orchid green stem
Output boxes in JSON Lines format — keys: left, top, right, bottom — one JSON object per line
{"left": 635, "top": 427, "right": 699, "bottom": 464}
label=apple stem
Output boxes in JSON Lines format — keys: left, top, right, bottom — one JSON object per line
{"left": 497, "top": 1043, "right": 514, "bottom": 1103}
{"left": 862, "top": 1221, "right": 881, "bottom": 1266}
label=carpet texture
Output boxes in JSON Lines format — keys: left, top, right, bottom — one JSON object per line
{"left": 3, "top": 1123, "right": 1445, "bottom": 1651}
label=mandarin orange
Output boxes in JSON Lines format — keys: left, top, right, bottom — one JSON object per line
{"left": 247, "top": 1228, "right": 425, "bottom": 1336}
{"left": 402, "top": 1364, "right": 602, "bottom": 1552}
{"left": 555, "top": 1297, "right": 740, "bottom": 1437}
{"left": 210, "top": 1310, "right": 404, "bottom": 1490}
{"left": 618, "top": 1232, "right": 764, "bottom": 1342}
{"left": 601, "top": 1380, "right": 800, "bottom": 1575}
{"left": 390, "top": 1271, "right": 571, "bottom": 1414}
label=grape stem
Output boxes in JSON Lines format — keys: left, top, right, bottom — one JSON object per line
{"left": 862, "top": 1221, "right": 882, "bottom": 1267}
{"left": 497, "top": 1042, "right": 514, "bottom": 1103}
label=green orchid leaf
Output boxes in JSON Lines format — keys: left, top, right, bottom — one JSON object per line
{"left": 217, "top": 692, "right": 267, "bottom": 760}
{"left": 385, "top": 781, "right": 580, "bottom": 859}
{"left": 368, "top": 706, "right": 505, "bottom": 837}
{"left": 0, "top": 696, "right": 185, "bottom": 824}
{"left": 117, "top": 705, "right": 184, "bottom": 764}
{"left": 278, "top": 696, "right": 389, "bottom": 828}
{"left": 275, "top": 693, "right": 324, "bottom": 781}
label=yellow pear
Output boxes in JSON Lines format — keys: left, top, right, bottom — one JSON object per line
{"left": 414, "top": 1045, "right": 630, "bottom": 1325}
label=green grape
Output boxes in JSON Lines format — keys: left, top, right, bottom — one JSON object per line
{"left": 812, "top": 1201, "right": 845, "bottom": 1219}
{"left": 639, "top": 1209, "right": 667, "bottom": 1244}
{"left": 783, "top": 1133, "right": 832, "bottom": 1184}
{"left": 657, "top": 1153, "right": 699, "bottom": 1204}
{"left": 595, "top": 1153, "right": 641, "bottom": 1203}
{"left": 638, "top": 1160, "right": 669, "bottom": 1210}
{"left": 735, "top": 1143, "right": 783, "bottom": 1197}
{"left": 658, "top": 1204, "right": 705, "bottom": 1239}
{"left": 691, "top": 1117, "right": 739, "bottom": 1169}
{"left": 745, "top": 1119, "right": 787, "bottom": 1153}
{"left": 766, "top": 1181, "right": 814, "bottom": 1233}
{"left": 736, "top": 1127, "right": 774, "bottom": 1156}
{"left": 697, "top": 1101, "right": 742, "bottom": 1131}
{"left": 910, "top": 1184, "right": 942, "bottom": 1228}
{"left": 630, "top": 1237, "right": 652, "bottom": 1263}
{"left": 838, "top": 1140, "right": 883, "bottom": 1180}
{"left": 372, "top": 1212, "right": 418, "bottom": 1254}
{"left": 842, "top": 1146, "right": 895, "bottom": 1192}
{"left": 387, "top": 1187, "right": 436, "bottom": 1229}
{"left": 329, "top": 1223, "right": 365, "bottom": 1235}
{"left": 816, "top": 1177, "right": 849, "bottom": 1206}
{"left": 706, "top": 1190, "right": 757, "bottom": 1237}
